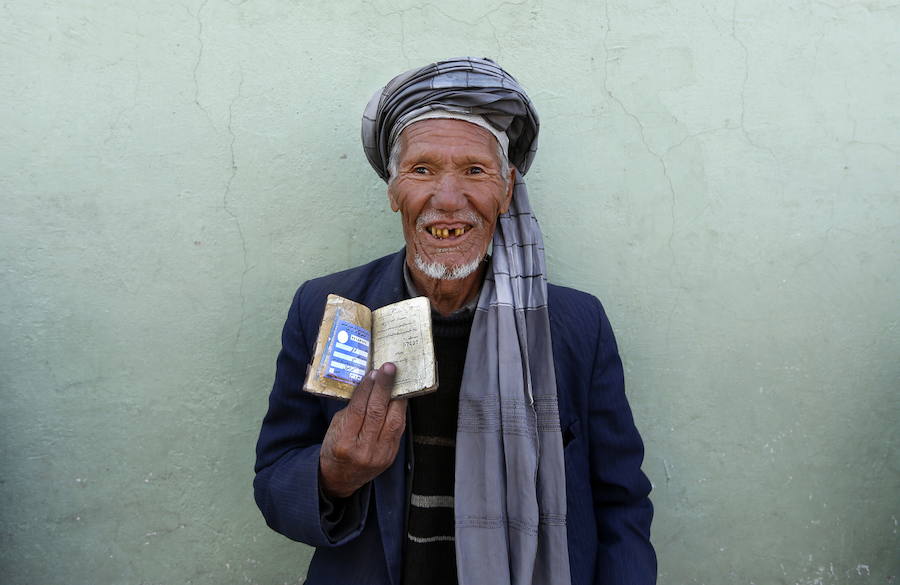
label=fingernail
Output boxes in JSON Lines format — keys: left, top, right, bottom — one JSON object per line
{"left": 369, "top": 370, "right": 378, "bottom": 380}
{"left": 382, "top": 362, "right": 396, "bottom": 375}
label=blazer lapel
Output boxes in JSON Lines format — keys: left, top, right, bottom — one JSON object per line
{"left": 365, "top": 248, "right": 408, "bottom": 311}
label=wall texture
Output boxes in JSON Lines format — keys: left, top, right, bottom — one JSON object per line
{"left": 1, "top": 1, "right": 897, "bottom": 584}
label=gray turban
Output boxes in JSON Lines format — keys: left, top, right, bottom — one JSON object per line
{"left": 362, "top": 57, "right": 540, "bottom": 181}
{"left": 361, "top": 58, "right": 570, "bottom": 585}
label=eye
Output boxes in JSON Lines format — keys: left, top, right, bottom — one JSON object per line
{"left": 412, "top": 166, "right": 429, "bottom": 174}
{"left": 467, "top": 166, "right": 485, "bottom": 175}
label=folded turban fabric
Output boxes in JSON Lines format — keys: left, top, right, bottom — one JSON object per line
{"left": 362, "top": 57, "right": 539, "bottom": 181}
{"left": 397, "top": 110, "right": 510, "bottom": 158}
{"left": 361, "top": 57, "right": 570, "bottom": 585}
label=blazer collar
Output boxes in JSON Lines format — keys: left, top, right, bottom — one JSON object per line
{"left": 367, "top": 248, "right": 409, "bottom": 310}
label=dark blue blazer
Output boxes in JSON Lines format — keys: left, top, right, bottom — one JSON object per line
{"left": 254, "top": 250, "right": 656, "bottom": 585}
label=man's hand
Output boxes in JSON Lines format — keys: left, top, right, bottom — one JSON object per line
{"left": 319, "top": 362, "right": 407, "bottom": 499}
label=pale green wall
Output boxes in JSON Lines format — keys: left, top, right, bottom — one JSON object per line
{"left": 1, "top": 1, "right": 897, "bottom": 584}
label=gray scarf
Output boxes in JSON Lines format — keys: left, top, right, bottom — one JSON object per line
{"left": 362, "top": 57, "right": 570, "bottom": 585}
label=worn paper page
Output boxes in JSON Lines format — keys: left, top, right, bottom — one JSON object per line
{"left": 371, "top": 296, "right": 437, "bottom": 398}
{"left": 303, "top": 294, "right": 373, "bottom": 400}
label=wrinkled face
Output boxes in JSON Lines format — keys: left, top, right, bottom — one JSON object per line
{"left": 387, "top": 118, "right": 515, "bottom": 280}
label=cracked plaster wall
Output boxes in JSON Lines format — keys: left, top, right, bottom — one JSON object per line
{"left": 1, "top": 1, "right": 897, "bottom": 584}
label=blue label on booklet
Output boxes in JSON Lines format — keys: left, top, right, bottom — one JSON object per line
{"left": 323, "top": 319, "right": 370, "bottom": 385}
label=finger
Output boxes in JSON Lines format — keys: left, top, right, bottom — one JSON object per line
{"left": 359, "top": 362, "right": 396, "bottom": 442}
{"left": 378, "top": 398, "right": 407, "bottom": 444}
{"left": 345, "top": 369, "right": 377, "bottom": 429}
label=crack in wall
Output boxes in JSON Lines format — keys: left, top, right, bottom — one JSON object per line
{"left": 104, "top": 66, "right": 143, "bottom": 145}
{"left": 222, "top": 72, "right": 249, "bottom": 352}
{"left": 486, "top": 14, "right": 503, "bottom": 61}
{"left": 363, "top": 1, "right": 522, "bottom": 102}
{"left": 398, "top": 13, "right": 410, "bottom": 66}
{"left": 192, "top": 0, "right": 213, "bottom": 126}
{"left": 363, "top": 0, "right": 528, "bottom": 29}
{"left": 731, "top": 0, "right": 778, "bottom": 161}
{"left": 663, "top": 126, "right": 733, "bottom": 158}
{"left": 602, "top": 1, "right": 680, "bottom": 285}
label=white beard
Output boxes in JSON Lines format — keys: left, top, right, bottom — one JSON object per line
{"left": 414, "top": 253, "right": 483, "bottom": 281}
{"left": 412, "top": 209, "right": 485, "bottom": 280}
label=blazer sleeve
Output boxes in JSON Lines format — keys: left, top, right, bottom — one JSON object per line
{"left": 253, "top": 283, "right": 372, "bottom": 547}
{"left": 588, "top": 299, "right": 657, "bottom": 584}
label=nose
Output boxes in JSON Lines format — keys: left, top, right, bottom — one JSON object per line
{"left": 431, "top": 172, "right": 466, "bottom": 211}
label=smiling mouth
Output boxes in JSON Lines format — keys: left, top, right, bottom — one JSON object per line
{"left": 427, "top": 225, "right": 473, "bottom": 240}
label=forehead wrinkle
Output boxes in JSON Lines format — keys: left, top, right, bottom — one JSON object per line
{"left": 402, "top": 117, "right": 497, "bottom": 143}
{"left": 397, "top": 120, "right": 500, "bottom": 164}
{"left": 399, "top": 140, "right": 503, "bottom": 171}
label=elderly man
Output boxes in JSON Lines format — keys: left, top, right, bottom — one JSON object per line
{"left": 254, "top": 58, "right": 656, "bottom": 585}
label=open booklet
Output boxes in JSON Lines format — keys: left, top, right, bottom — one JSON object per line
{"left": 303, "top": 294, "right": 438, "bottom": 400}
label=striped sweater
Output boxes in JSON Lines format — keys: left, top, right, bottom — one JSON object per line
{"left": 401, "top": 308, "right": 474, "bottom": 585}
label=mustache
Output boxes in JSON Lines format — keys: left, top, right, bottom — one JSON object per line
{"left": 415, "top": 209, "right": 483, "bottom": 230}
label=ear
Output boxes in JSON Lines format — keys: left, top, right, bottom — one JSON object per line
{"left": 387, "top": 184, "right": 400, "bottom": 212}
{"left": 498, "top": 166, "right": 516, "bottom": 214}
